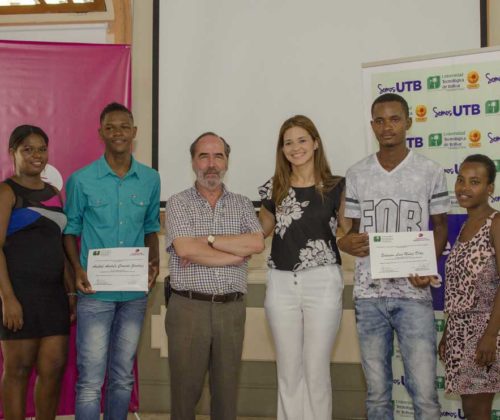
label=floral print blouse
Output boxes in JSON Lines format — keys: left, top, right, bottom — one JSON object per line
{"left": 258, "top": 177, "right": 345, "bottom": 271}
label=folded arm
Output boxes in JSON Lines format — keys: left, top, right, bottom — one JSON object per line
{"left": 211, "top": 232, "right": 264, "bottom": 257}
{"left": 172, "top": 236, "right": 247, "bottom": 267}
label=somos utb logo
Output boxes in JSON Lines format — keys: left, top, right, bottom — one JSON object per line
{"left": 433, "top": 103, "right": 481, "bottom": 118}
{"left": 486, "top": 72, "right": 500, "bottom": 84}
{"left": 488, "top": 132, "right": 500, "bottom": 143}
{"left": 444, "top": 163, "right": 461, "bottom": 175}
{"left": 377, "top": 80, "right": 422, "bottom": 95}
{"left": 440, "top": 409, "right": 467, "bottom": 419}
{"left": 444, "top": 158, "right": 498, "bottom": 175}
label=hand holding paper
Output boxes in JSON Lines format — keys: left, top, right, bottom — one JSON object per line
{"left": 87, "top": 247, "right": 149, "bottom": 292}
{"left": 369, "top": 231, "right": 438, "bottom": 280}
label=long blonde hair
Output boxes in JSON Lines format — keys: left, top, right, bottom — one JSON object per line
{"left": 272, "top": 115, "right": 341, "bottom": 205}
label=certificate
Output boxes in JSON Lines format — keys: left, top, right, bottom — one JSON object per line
{"left": 87, "top": 247, "right": 149, "bottom": 291}
{"left": 369, "top": 231, "right": 437, "bottom": 280}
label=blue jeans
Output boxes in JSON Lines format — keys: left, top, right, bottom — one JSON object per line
{"left": 355, "top": 298, "right": 440, "bottom": 420}
{"left": 75, "top": 296, "right": 147, "bottom": 420}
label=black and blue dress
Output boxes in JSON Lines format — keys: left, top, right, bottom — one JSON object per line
{"left": 1, "top": 178, "right": 69, "bottom": 339}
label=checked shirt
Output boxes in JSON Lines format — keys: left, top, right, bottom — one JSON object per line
{"left": 165, "top": 185, "right": 262, "bottom": 294}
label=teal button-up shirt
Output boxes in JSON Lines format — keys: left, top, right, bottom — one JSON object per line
{"left": 64, "top": 155, "right": 161, "bottom": 301}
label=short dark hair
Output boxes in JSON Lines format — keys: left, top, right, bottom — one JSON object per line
{"left": 189, "top": 132, "right": 231, "bottom": 158}
{"left": 462, "top": 154, "right": 497, "bottom": 184}
{"left": 371, "top": 93, "right": 410, "bottom": 118}
{"left": 100, "top": 102, "right": 134, "bottom": 124}
{"left": 9, "top": 125, "right": 49, "bottom": 150}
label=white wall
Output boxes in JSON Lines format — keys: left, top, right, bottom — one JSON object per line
{"left": 158, "top": 0, "right": 480, "bottom": 201}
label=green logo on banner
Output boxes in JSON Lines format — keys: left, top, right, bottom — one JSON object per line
{"left": 435, "top": 376, "right": 445, "bottom": 390}
{"left": 435, "top": 319, "right": 445, "bottom": 332}
{"left": 493, "top": 160, "right": 500, "bottom": 172}
{"left": 374, "top": 236, "right": 381, "bottom": 242}
{"left": 429, "top": 133, "right": 443, "bottom": 147}
{"left": 491, "top": 409, "right": 500, "bottom": 420}
{"left": 427, "top": 75, "right": 441, "bottom": 89}
{"left": 486, "top": 100, "right": 500, "bottom": 114}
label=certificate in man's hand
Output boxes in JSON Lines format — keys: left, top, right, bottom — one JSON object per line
{"left": 369, "top": 231, "right": 437, "bottom": 280}
{"left": 87, "top": 247, "right": 149, "bottom": 291}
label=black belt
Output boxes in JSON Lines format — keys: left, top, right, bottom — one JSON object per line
{"left": 172, "top": 288, "right": 244, "bottom": 303}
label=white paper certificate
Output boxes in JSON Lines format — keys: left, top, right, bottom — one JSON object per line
{"left": 368, "top": 231, "right": 437, "bottom": 280}
{"left": 87, "top": 247, "right": 149, "bottom": 291}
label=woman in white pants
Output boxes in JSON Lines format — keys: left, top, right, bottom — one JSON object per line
{"left": 259, "top": 115, "right": 349, "bottom": 420}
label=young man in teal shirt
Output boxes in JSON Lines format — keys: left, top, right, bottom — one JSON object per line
{"left": 64, "top": 103, "right": 160, "bottom": 420}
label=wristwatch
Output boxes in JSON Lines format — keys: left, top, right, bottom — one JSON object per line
{"left": 208, "top": 234, "right": 216, "bottom": 247}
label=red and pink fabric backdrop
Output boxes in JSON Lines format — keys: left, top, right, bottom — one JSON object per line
{"left": 0, "top": 39, "right": 138, "bottom": 417}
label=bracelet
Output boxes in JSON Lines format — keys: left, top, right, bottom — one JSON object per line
{"left": 67, "top": 292, "right": 77, "bottom": 296}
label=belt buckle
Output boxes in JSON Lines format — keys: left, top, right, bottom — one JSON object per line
{"left": 212, "top": 294, "right": 223, "bottom": 303}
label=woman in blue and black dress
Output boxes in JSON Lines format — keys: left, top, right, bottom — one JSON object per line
{"left": 259, "top": 115, "right": 349, "bottom": 420}
{"left": 0, "top": 125, "right": 75, "bottom": 419}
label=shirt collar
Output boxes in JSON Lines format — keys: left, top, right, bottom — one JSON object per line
{"left": 191, "top": 183, "right": 229, "bottom": 201}
{"left": 97, "top": 155, "right": 139, "bottom": 179}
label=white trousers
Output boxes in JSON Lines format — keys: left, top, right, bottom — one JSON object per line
{"left": 265, "top": 264, "right": 344, "bottom": 420}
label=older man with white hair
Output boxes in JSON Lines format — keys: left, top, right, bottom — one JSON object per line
{"left": 164, "top": 132, "right": 264, "bottom": 420}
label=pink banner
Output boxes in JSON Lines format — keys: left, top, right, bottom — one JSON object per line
{"left": 0, "top": 40, "right": 138, "bottom": 417}
{"left": 0, "top": 39, "right": 131, "bottom": 184}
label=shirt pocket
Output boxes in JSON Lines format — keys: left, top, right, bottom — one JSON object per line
{"left": 130, "top": 194, "right": 150, "bottom": 224}
{"left": 87, "top": 196, "right": 111, "bottom": 228}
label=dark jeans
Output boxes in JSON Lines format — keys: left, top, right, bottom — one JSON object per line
{"left": 165, "top": 293, "right": 246, "bottom": 420}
